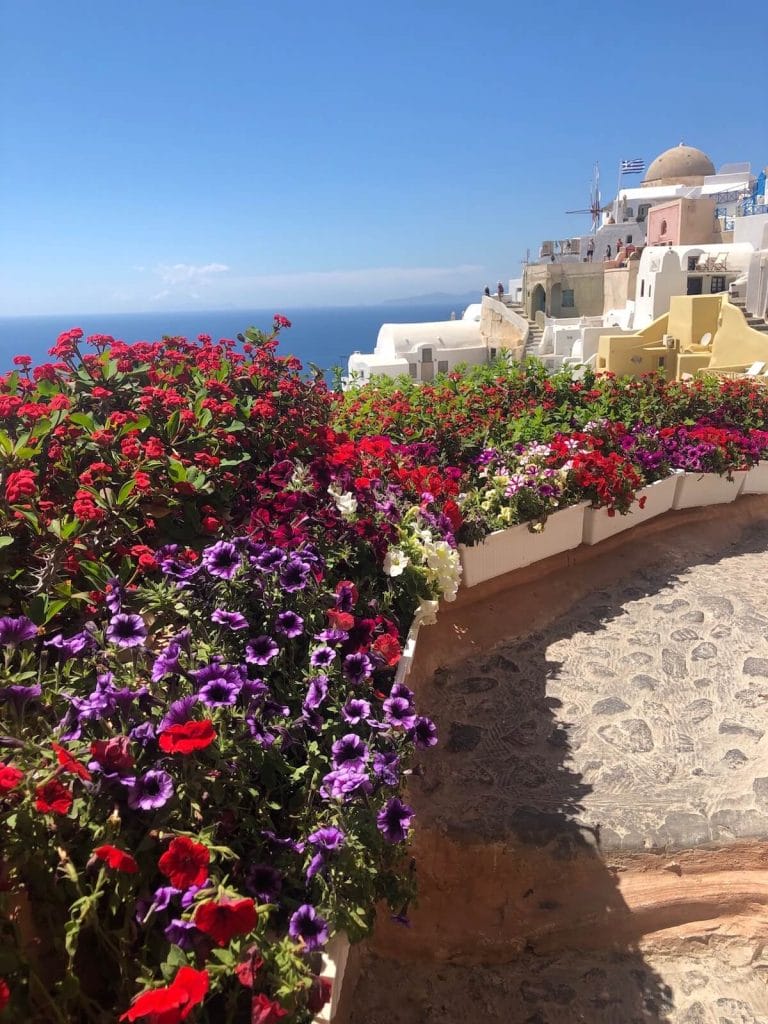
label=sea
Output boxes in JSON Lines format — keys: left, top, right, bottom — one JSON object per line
{"left": 0, "top": 302, "right": 469, "bottom": 378}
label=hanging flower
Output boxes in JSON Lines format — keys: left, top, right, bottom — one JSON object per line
{"left": 193, "top": 897, "right": 257, "bottom": 946}
{"left": 34, "top": 779, "right": 73, "bottom": 815}
{"left": 158, "top": 837, "right": 210, "bottom": 890}
{"left": 93, "top": 845, "right": 139, "bottom": 874}
{"left": 119, "top": 966, "right": 209, "bottom": 1022}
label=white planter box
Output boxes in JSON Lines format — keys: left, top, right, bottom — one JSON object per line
{"left": 459, "top": 503, "right": 586, "bottom": 588}
{"left": 582, "top": 474, "right": 679, "bottom": 546}
{"left": 314, "top": 931, "right": 351, "bottom": 1023}
{"left": 672, "top": 470, "right": 746, "bottom": 509}
{"left": 394, "top": 619, "right": 421, "bottom": 686}
{"left": 742, "top": 461, "right": 768, "bottom": 494}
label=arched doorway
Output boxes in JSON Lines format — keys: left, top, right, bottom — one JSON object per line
{"left": 531, "top": 284, "right": 546, "bottom": 319}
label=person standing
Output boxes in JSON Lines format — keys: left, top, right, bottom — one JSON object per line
{"left": 484, "top": 286, "right": 491, "bottom": 297}
{"left": 587, "top": 239, "right": 594, "bottom": 262}
{"left": 497, "top": 281, "right": 504, "bottom": 299}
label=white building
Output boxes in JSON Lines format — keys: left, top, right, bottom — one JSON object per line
{"left": 347, "top": 304, "right": 487, "bottom": 384}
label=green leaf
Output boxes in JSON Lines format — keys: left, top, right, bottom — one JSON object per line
{"left": 0, "top": 536, "right": 14, "bottom": 549}
{"left": 117, "top": 479, "right": 137, "bottom": 505}
{"left": 69, "top": 413, "right": 96, "bottom": 431}
{"left": 168, "top": 458, "right": 187, "bottom": 483}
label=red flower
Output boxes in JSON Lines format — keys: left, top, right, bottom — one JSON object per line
{"left": 307, "top": 976, "right": 333, "bottom": 1014}
{"left": 234, "top": 947, "right": 264, "bottom": 988}
{"left": 12, "top": 354, "right": 32, "bottom": 367}
{"left": 52, "top": 742, "right": 92, "bottom": 781}
{"left": 0, "top": 765, "right": 23, "bottom": 792}
{"left": 251, "top": 993, "right": 288, "bottom": 1023}
{"left": 0, "top": 978, "right": 9, "bottom": 1012}
{"left": 90, "top": 736, "right": 135, "bottom": 775}
{"left": 120, "top": 966, "right": 209, "bottom": 1022}
{"left": 158, "top": 836, "right": 210, "bottom": 890}
{"left": 159, "top": 719, "right": 217, "bottom": 754}
{"left": 94, "top": 845, "right": 139, "bottom": 873}
{"left": 372, "top": 633, "right": 401, "bottom": 667}
{"left": 4, "top": 469, "right": 37, "bottom": 504}
{"left": 35, "top": 779, "right": 73, "bottom": 815}
{"left": 194, "top": 897, "right": 257, "bottom": 946}
{"left": 327, "top": 609, "right": 354, "bottom": 631}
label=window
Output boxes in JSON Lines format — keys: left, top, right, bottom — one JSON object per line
{"left": 408, "top": 363, "right": 417, "bottom": 378}
{"left": 660, "top": 219, "right": 668, "bottom": 235}
{"left": 687, "top": 256, "right": 698, "bottom": 272}
{"left": 489, "top": 348, "right": 497, "bottom": 360}
{"left": 648, "top": 285, "right": 652, "bottom": 298}
{"left": 640, "top": 280, "right": 645, "bottom": 297}
{"left": 437, "top": 360, "right": 449, "bottom": 374}
{"left": 638, "top": 204, "right": 650, "bottom": 222}
{"left": 626, "top": 235, "right": 632, "bottom": 244}
{"left": 710, "top": 275, "right": 726, "bottom": 294}
{"left": 561, "top": 289, "right": 575, "bottom": 308}
{"left": 421, "top": 348, "right": 433, "bottom": 362}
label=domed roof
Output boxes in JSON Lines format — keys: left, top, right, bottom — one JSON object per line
{"left": 643, "top": 143, "right": 716, "bottom": 184}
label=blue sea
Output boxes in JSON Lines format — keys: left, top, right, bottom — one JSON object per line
{"left": 0, "top": 303, "right": 469, "bottom": 376}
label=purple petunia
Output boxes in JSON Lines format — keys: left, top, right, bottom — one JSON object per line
{"left": 275, "top": 610, "right": 304, "bottom": 638}
{"left": 211, "top": 608, "right": 249, "bottom": 631}
{"left": 412, "top": 716, "right": 439, "bottom": 748}
{"left": 373, "top": 751, "right": 400, "bottom": 786}
{"left": 127, "top": 770, "right": 174, "bottom": 811}
{"left": 376, "top": 797, "right": 414, "bottom": 843}
{"left": 245, "top": 635, "right": 280, "bottom": 666}
{"left": 158, "top": 695, "right": 199, "bottom": 732}
{"left": 303, "top": 675, "right": 328, "bottom": 711}
{"left": 308, "top": 826, "right": 346, "bottom": 852}
{"left": 164, "top": 919, "right": 198, "bottom": 951}
{"left": 202, "top": 541, "right": 241, "bottom": 580}
{"left": 104, "top": 578, "right": 124, "bottom": 615}
{"left": 279, "top": 558, "right": 311, "bottom": 593}
{"left": 152, "top": 641, "right": 182, "bottom": 682}
{"left": 320, "top": 766, "right": 372, "bottom": 802}
{"left": 342, "top": 698, "right": 372, "bottom": 725}
{"left": 0, "top": 616, "right": 38, "bottom": 647}
{"left": 245, "top": 863, "right": 282, "bottom": 903}
{"left": 191, "top": 661, "right": 245, "bottom": 708}
{"left": 383, "top": 696, "right": 417, "bottom": 730}
{"left": 45, "top": 629, "right": 97, "bottom": 660}
{"left": 0, "top": 682, "right": 41, "bottom": 713}
{"left": 152, "top": 886, "right": 181, "bottom": 913}
{"left": 289, "top": 904, "right": 329, "bottom": 952}
{"left": 343, "top": 652, "right": 372, "bottom": 685}
{"left": 331, "top": 733, "right": 369, "bottom": 771}
{"left": 310, "top": 645, "right": 335, "bottom": 669}
{"left": 253, "top": 546, "right": 285, "bottom": 572}
{"left": 106, "top": 614, "right": 147, "bottom": 648}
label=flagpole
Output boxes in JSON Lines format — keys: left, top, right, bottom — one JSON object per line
{"left": 616, "top": 159, "right": 623, "bottom": 224}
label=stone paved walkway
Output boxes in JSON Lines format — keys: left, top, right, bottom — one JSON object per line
{"left": 348, "top": 516, "right": 768, "bottom": 1023}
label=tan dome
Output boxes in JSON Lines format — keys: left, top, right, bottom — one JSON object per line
{"left": 643, "top": 143, "right": 715, "bottom": 185}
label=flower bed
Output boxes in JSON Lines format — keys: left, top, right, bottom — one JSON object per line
{"left": 0, "top": 325, "right": 456, "bottom": 1023}
{"left": 582, "top": 474, "right": 680, "bottom": 546}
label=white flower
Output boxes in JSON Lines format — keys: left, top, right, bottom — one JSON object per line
{"left": 414, "top": 599, "right": 440, "bottom": 626}
{"left": 383, "top": 548, "right": 410, "bottom": 577}
{"left": 328, "top": 485, "right": 358, "bottom": 518}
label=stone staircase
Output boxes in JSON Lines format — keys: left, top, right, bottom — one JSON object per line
{"left": 501, "top": 298, "right": 543, "bottom": 357}
{"left": 731, "top": 294, "right": 768, "bottom": 335}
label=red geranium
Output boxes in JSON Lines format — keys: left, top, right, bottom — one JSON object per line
{"left": 158, "top": 836, "right": 210, "bottom": 890}
{"left": 194, "top": 897, "right": 257, "bottom": 946}
{"left": 120, "top": 966, "right": 209, "bottom": 1022}
{"left": 158, "top": 719, "right": 217, "bottom": 754}
{"left": 35, "top": 779, "right": 73, "bottom": 815}
{"left": 4, "top": 469, "right": 36, "bottom": 504}
{"left": 93, "top": 845, "right": 139, "bottom": 874}
{"left": 52, "top": 742, "right": 92, "bottom": 781}
{"left": 0, "top": 765, "right": 23, "bottom": 792}
{"left": 250, "top": 993, "right": 288, "bottom": 1023}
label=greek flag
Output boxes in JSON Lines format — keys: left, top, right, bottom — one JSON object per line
{"left": 620, "top": 158, "right": 645, "bottom": 174}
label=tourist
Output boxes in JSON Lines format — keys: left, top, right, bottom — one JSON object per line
{"left": 605, "top": 244, "right": 612, "bottom": 260}
{"left": 484, "top": 286, "right": 491, "bottom": 297}
{"left": 587, "top": 240, "right": 594, "bottom": 262}
{"left": 497, "top": 282, "right": 504, "bottom": 299}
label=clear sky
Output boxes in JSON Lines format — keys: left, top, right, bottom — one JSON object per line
{"left": 0, "top": 0, "right": 765, "bottom": 314}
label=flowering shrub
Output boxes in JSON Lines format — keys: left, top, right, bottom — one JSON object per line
{"left": 0, "top": 325, "right": 460, "bottom": 1022}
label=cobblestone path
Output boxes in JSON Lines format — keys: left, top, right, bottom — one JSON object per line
{"left": 348, "top": 516, "right": 768, "bottom": 1023}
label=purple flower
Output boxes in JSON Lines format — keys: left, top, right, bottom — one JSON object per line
{"left": 159, "top": 695, "right": 199, "bottom": 731}
{"left": 331, "top": 733, "right": 369, "bottom": 771}
{"left": 45, "top": 629, "right": 96, "bottom": 659}
{"left": 0, "top": 616, "right": 37, "bottom": 646}
{"left": 303, "top": 675, "right": 328, "bottom": 711}
{"left": 334, "top": 583, "right": 356, "bottom": 613}
{"left": 104, "top": 578, "right": 124, "bottom": 615}
{"left": 320, "top": 766, "right": 372, "bottom": 802}
{"left": 245, "top": 863, "right": 282, "bottom": 903}
{"left": 106, "top": 614, "right": 147, "bottom": 648}
{"left": 130, "top": 721, "right": 156, "bottom": 745}
{"left": 308, "top": 826, "right": 345, "bottom": 851}
{"left": 377, "top": 797, "right": 414, "bottom": 843}
{"left": 211, "top": 608, "right": 249, "bottom": 631}
{"left": 245, "top": 635, "right": 279, "bottom": 666}
{"left": 180, "top": 883, "right": 208, "bottom": 909}
{"left": 289, "top": 904, "right": 329, "bottom": 952}
{"left": 389, "top": 682, "right": 413, "bottom": 702}
{"left": 310, "top": 645, "right": 335, "bottom": 669}
{"left": 383, "top": 696, "right": 417, "bottom": 730}
{"left": 280, "top": 558, "right": 311, "bottom": 593}
{"left": 342, "top": 698, "right": 371, "bottom": 724}
{"left": 306, "top": 851, "right": 326, "bottom": 880}
{"left": 152, "top": 641, "right": 182, "bottom": 682}
{"left": 412, "top": 716, "right": 438, "bottom": 748}
{"left": 373, "top": 751, "right": 400, "bottom": 786}
{"left": 343, "top": 652, "right": 372, "bottom": 685}
{"left": 159, "top": 556, "right": 198, "bottom": 585}
{"left": 275, "top": 610, "right": 304, "bottom": 638}
{"left": 253, "top": 546, "right": 285, "bottom": 572}
{"left": 164, "top": 919, "right": 198, "bottom": 950}
{"left": 127, "top": 770, "right": 174, "bottom": 810}
{"left": 202, "top": 541, "right": 241, "bottom": 580}
{"left": 0, "top": 683, "right": 41, "bottom": 713}
{"left": 191, "top": 661, "right": 245, "bottom": 707}
{"left": 152, "top": 886, "right": 181, "bottom": 912}
{"left": 314, "top": 628, "right": 348, "bottom": 643}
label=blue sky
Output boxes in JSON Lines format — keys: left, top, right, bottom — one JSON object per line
{"left": 0, "top": 0, "right": 765, "bottom": 314}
